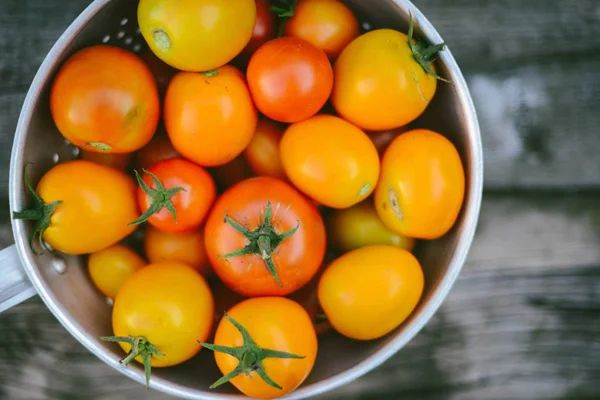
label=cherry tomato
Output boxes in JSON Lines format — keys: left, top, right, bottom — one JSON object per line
{"left": 280, "top": 114, "right": 380, "bottom": 209}
{"left": 209, "top": 155, "right": 255, "bottom": 192}
{"left": 326, "top": 200, "right": 415, "bottom": 253}
{"left": 235, "top": 0, "right": 276, "bottom": 66}
{"left": 203, "top": 297, "right": 317, "bottom": 398}
{"left": 375, "top": 129, "right": 465, "bottom": 239}
{"left": 50, "top": 45, "right": 159, "bottom": 154}
{"left": 247, "top": 37, "right": 333, "bottom": 123}
{"left": 88, "top": 244, "right": 146, "bottom": 300}
{"left": 205, "top": 177, "right": 326, "bottom": 297}
{"left": 332, "top": 22, "right": 447, "bottom": 130}
{"left": 135, "top": 132, "right": 180, "bottom": 171}
{"left": 13, "top": 160, "right": 139, "bottom": 255}
{"left": 165, "top": 66, "right": 258, "bottom": 166}
{"left": 244, "top": 117, "right": 287, "bottom": 179}
{"left": 144, "top": 225, "right": 210, "bottom": 275}
{"left": 318, "top": 245, "right": 424, "bottom": 340}
{"left": 106, "top": 262, "right": 214, "bottom": 387}
{"left": 367, "top": 126, "right": 408, "bottom": 156}
{"left": 81, "top": 150, "right": 132, "bottom": 171}
{"left": 137, "top": 0, "right": 257, "bottom": 71}
{"left": 285, "top": 0, "right": 359, "bottom": 59}
{"left": 133, "top": 158, "right": 216, "bottom": 233}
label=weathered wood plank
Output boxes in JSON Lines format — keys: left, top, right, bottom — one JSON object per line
{"left": 2, "top": 194, "right": 600, "bottom": 399}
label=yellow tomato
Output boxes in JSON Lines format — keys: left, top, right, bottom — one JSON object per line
{"left": 332, "top": 28, "right": 444, "bottom": 130}
{"left": 375, "top": 129, "right": 465, "bottom": 239}
{"left": 138, "top": 0, "right": 257, "bottom": 71}
{"left": 88, "top": 244, "right": 146, "bottom": 299}
{"left": 144, "top": 225, "right": 210, "bottom": 276}
{"left": 327, "top": 200, "right": 415, "bottom": 253}
{"left": 280, "top": 114, "right": 380, "bottom": 209}
{"left": 318, "top": 245, "right": 424, "bottom": 340}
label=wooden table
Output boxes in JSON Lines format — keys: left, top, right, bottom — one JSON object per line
{"left": 2, "top": 0, "right": 600, "bottom": 399}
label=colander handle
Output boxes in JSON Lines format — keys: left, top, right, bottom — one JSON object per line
{"left": 0, "top": 245, "right": 36, "bottom": 313}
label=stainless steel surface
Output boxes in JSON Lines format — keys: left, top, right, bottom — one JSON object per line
{"left": 6, "top": 0, "right": 483, "bottom": 398}
{"left": 0, "top": 245, "right": 36, "bottom": 313}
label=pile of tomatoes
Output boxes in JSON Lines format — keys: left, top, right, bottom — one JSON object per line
{"left": 13, "top": 0, "right": 466, "bottom": 398}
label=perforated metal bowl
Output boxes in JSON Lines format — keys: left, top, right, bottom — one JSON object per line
{"left": 1, "top": 0, "right": 483, "bottom": 398}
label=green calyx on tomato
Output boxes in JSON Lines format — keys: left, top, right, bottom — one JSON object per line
{"left": 199, "top": 313, "right": 305, "bottom": 390}
{"left": 12, "top": 163, "right": 62, "bottom": 255}
{"left": 128, "top": 169, "right": 185, "bottom": 226}
{"left": 271, "top": 0, "right": 297, "bottom": 37}
{"left": 407, "top": 13, "right": 450, "bottom": 83}
{"left": 219, "top": 201, "right": 299, "bottom": 287}
{"left": 100, "top": 335, "right": 164, "bottom": 389}
{"left": 200, "top": 69, "right": 219, "bottom": 77}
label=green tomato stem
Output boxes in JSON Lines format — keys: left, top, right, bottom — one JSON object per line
{"left": 407, "top": 13, "right": 451, "bottom": 83}
{"left": 128, "top": 169, "right": 185, "bottom": 227}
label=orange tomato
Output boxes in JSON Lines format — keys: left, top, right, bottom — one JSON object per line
{"left": 81, "top": 150, "right": 132, "bottom": 171}
{"left": 235, "top": 0, "right": 276, "bottom": 66}
{"left": 88, "top": 244, "right": 146, "bottom": 299}
{"left": 144, "top": 225, "right": 210, "bottom": 276}
{"left": 374, "top": 129, "right": 465, "bottom": 239}
{"left": 205, "top": 297, "right": 317, "bottom": 398}
{"left": 50, "top": 45, "right": 159, "bottom": 153}
{"left": 135, "top": 132, "right": 180, "bottom": 171}
{"left": 318, "top": 245, "right": 424, "bottom": 340}
{"left": 280, "top": 114, "right": 380, "bottom": 209}
{"left": 164, "top": 66, "right": 258, "bottom": 166}
{"left": 332, "top": 27, "right": 446, "bottom": 130}
{"left": 244, "top": 118, "right": 287, "bottom": 179}
{"left": 285, "top": 0, "right": 359, "bottom": 59}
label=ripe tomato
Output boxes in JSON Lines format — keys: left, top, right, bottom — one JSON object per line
{"left": 13, "top": 160, "right": 139, "bottom": 255}
{"left": 280, "top": 114, "right": 380, "bottom": 209}
{"left": 88, "top": 244, "right": 146, "bottom": 300}
{"left": 235, "top": 0, "right": 276, "bottom": 66}
{"left": 144, "top": 225, "right": 210, "bottom": 276}
{"left": 247, "top": 37, "right": 333, "bottom": 123}
{"left": 210, "top": 155, "right": 255, "bottom": 192}
{"left": 132, "top": 158, "right": 216, "bottom": 233}
{"left": 318, "top": 245, "right": 424, "bottom": 340}
{"left": 165, "top": 66, "right": 258, "bottom": 166}
{"left": 104, "top": 262, "right": 214, "bottom": 387}
{"left": 137, "top": 0, "right": 257, "bottom": 71}
{"left": 326, "top": 200, "right": 415, "bottom": 253}
{"left": 81, "top": 150, "right": 132, "bottom": 171}
{"left": 284, "top": 0, "right": 360, "bottom": 59}
{"left": 367, "top": 126, "right": 409, "bottom": 156}
{"left": 375, "top": 129, "right": 465, "bottom": 239}
{"left": 205, "top": 177, "right": 326, "bottom": 297}
{"left": 50, "top": 45, "right": 159, "bottom": 154}
{"left": 200, "top": 297, "right": 317, "bottom": 398}
{"left": 135, "top": 132, "right": 180, "bottom": 171}
{"left": 244, "top": 118, "right": 286, "bottom": 179}
{"left": 332, "top": 22, "right": 448, "bottom": 130}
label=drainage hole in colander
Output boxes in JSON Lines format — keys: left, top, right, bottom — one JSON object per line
{"left": 117, "top": 30, "right": 125, "bottom": 39}
{"left": 72, "top": 147, "right": 80, "bottom": 158}
{"left": 102, "top": 35, "right": 110, "bottom": 43}
{"left": 52, "top": 153, "right": 60, "bottom": 164}
{"left": 120, "top": 17, "right": 128, "bottom": 26}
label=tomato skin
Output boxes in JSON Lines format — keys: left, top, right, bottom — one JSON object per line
{"left": 327, "top": 200, "right": 415, "bottom": 253}
{"left": 212, "top": 297, "right": 317, "bottom": 398}
{"left": 235, "top": 0, "right": 276, "bottom": 66}
{"left": 137, "top": 0, "right": 257, "bottom": 72}
{"left": 285, "top": 0, "right": 359, "bottom": 59}
{"left": 137, "top": 158, "right": 216, "bottom": 233}
{"left": 332, "top": 29, "right": 438, "bottom": 130}
{"left": 318, "top": 245, "right": 424, "bottom": 340}
{"left": 375, "top": 129, "right": 465, "bottom": 239}
{"left": 144, "top": 225, "right": 210, "bottom": 275}
{"left": 205, "top": 177, "right": 326, "bottom": 297}
{"left": 210, "top": 155, "right": 255, "bottom": 192}
{"left": 135, "top": 132, "right": 180, "bottom": 171}
{"left": 247, "top": 37, "right": 333, "bottom": 123}
{"left": 165, "top": 66, "right": 258, "bottom": 166}
{"left": 81, "top": 150, "right": 132, "bottom": 171}
{"left": 244, "top": 118, "right": 286, "bottom": 179}
{"left": 36, "top": 160, "right": 139, "bottom": 255}
{"left": 280, "top": 114, "right": 380, "bottom": 209}
{"left": 88, "top": 244, "right": 146, "bottom": 299}
{"left": 50, "top": 45, "right": 159, "bottom": 154}
{"left": 367, "top": 126, "right": 408, "bottom": 156}
{"left": 112, "top": 261, "right": 214, "bottom": 367}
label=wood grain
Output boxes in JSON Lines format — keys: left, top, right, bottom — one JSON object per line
{"left": 2, "top": 194, "right": 599, "bottom": 399}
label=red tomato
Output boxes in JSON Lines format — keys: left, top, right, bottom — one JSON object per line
{"left": 247, "top": 37, "right": 333, "bottom": 123}
{"left": 204, "top": 177, "right": 326, "bottom": 297}
{"left": 244, "top": 117, "right": 287, "bottom": 179}
{"left": 235, "top": 0, "right": 276, "bottom": 66}
{"left": 132, "top": 158, "right": 216, "bottom": 233}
